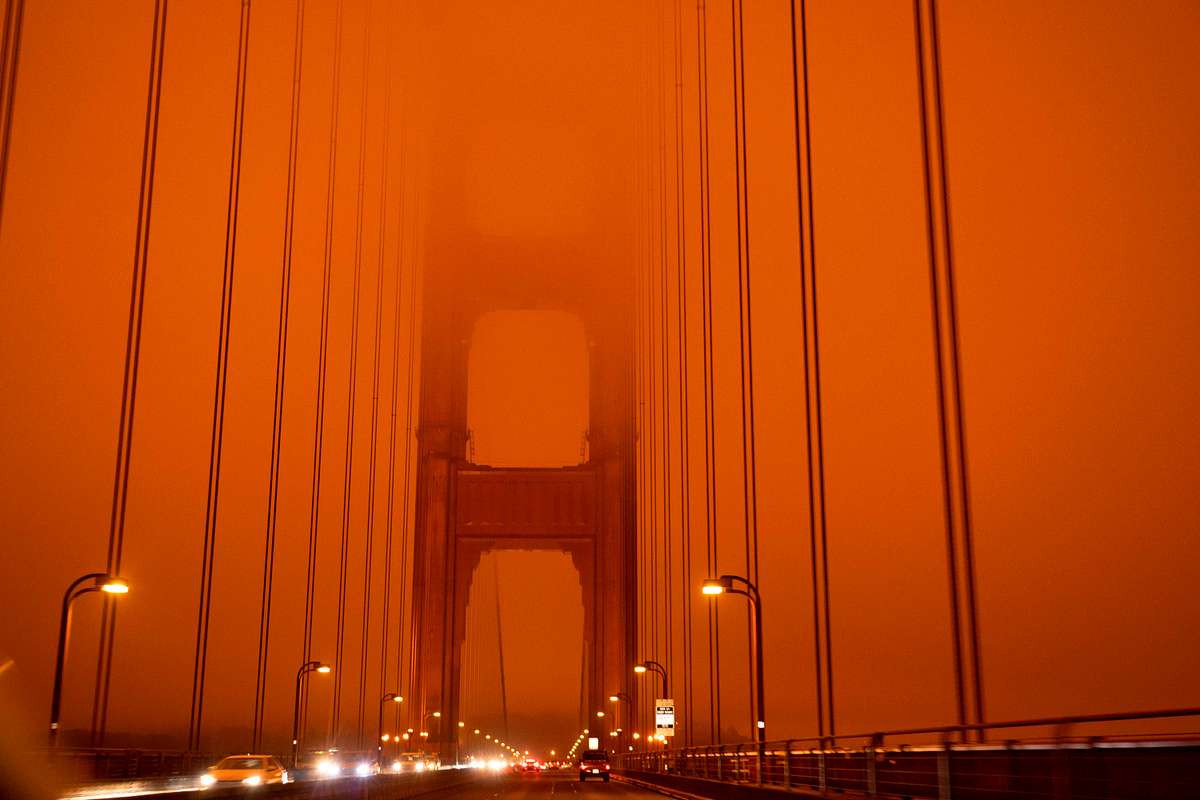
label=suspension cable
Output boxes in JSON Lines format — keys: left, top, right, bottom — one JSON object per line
{"left": 655, "top": 0, "right": 675, "bottom": 695}
{"left": 357, "top": 0, "right": 392, "bottom": 751}
{"left": 728, "top": 0, "right": 762, "bottom": 738}
{"left": 0, "top": 0, "right": 25, "bottom": 239}
{"left": 332, "top": 0, "right": 372, "bottom": 746}
{"left": 694, "top": 0, "right": 721, "bottom": 745}
{"left": 187, "top": 0, "right": 253, "bottom": 752}
{"left": 91, "top": 0, "right": 169, "bottom": 748}
{"left": 787, "top": 0, "right": 835, "bottom": 742}
{"left": 380, "top": 9, "right": 407, "bottom": 733}
{"left": 252, "top": 0, "right": 306, "bottom": 752}
{"left": 400, "top": 196, "right": 422, "bottom": 733}
{"left": 913, "top": 0, "right": 985, "bottom": 738}
{"left": 299, "top": 0, "right": 346, "bottom": 752}
{"left": 670, "top": 0, "right": 694, "bottom": 747}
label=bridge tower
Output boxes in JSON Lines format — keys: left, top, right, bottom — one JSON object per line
{"left": 408, "top": 240, "right": 636, "bottom": 760}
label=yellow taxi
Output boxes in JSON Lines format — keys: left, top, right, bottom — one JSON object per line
{"left": 200, "top": 754, "right": 289, "bottom": 788}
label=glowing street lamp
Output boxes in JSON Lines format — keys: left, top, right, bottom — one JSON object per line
{"left": 291, "top": 661, "right": 332, "bottom": 767}
{"left": 702, "top": 574, "right": 765, "bottom": 743}
{"left": 49, "top": 573, "right": 131, "bottom": 747}
{"left": 377, "top": 693, "right": 404, "bottom": 755}
{"left": 634, "top": 660, "right": 668, "bottom": 695}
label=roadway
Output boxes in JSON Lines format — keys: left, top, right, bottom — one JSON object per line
{"left": 423, "top": 772, "right": 659, "bottom": 800}
{"left": 56, "top": 769, "right": 667, "bottom": 800}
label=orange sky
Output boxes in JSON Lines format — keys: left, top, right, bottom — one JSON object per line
{"left": 1, "top": 0, "right": 1198, "bottom": 759}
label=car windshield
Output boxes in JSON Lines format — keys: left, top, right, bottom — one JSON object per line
{"left": 216, "top": 757, "right": 263, "bottom": 770}
{"left": 582, "top": 750, "right": 608, "bottom": 761}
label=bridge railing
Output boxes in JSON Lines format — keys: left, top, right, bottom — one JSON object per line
{"left": 43, "top": 747, "right": 221, "bottom": 783}
{"left": 615, "top": 707, "right": 1200, "bottom": 800}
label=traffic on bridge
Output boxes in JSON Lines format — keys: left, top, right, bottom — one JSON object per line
{"left": 1, "top": 1, "right": 1198, "bottom": 799}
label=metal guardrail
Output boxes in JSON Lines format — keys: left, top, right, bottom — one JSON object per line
{"left": 44, "top": 747, "right": 221, "bottom": 782}
{"left": 615, "top": 708, "right": 1200, "bottom": 800}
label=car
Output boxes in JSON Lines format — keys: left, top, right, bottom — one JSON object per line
{"left": 391, "top": 751, "right": 439, "bottom": 773}
{"left": 578, "top": 749, "right": 610, "bottom": 782}
{"left": 522, "top": 758, "right": 542, "bottom": 774}
{"left": 200, "top": 754, "right": 289, "bottom": 788}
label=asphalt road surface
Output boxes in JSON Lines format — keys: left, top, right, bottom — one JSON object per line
{"left": 423, "top": 772, "right": 662, "bottom": 800}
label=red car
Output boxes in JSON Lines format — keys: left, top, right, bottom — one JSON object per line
{"left": 578, "top": 749, "right": 610, "bottom": 782}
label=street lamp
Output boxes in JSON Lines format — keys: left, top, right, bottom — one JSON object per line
{"left": 702, "top": 575, "right": 765, "bottom": 743}
{"left": 377, "top": 693, "right": 404, "bottom": 756}
{"left": 291, "top": 661, "right": 331, "bottom": 767}
{"left": 49, "top": 573, "right": 130, "bottom": 746}
{"left": 634, "top": 660, "right": 668, "bottom": 695}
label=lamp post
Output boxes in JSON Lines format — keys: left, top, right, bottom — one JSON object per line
{"left": 49, "top": 573, "right": 130, "bottom": 747}
{"left": 634, "top": 660, "right": 668, "bottom": 747}
{"left": 291, "top": 661, "right": 331, "bottom": 768}
{"left": 609, "top": 692, "right": 629, "bottom": 750}
{"left": 377, "top": 692, "right": 403, "bottom": 758}
{"left": 633, "top": 661, "right": 668, "bottom": 696}
{"left": 702, "top": 575, "right": 765, "bottom": 744}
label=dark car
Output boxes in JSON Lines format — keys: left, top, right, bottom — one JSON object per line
{"left": 579, "top": 749, "right": 610, "bottom": 782}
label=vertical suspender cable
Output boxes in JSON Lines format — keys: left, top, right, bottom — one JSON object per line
{"left": 656, "top": 0, "right": 675, "bottom": 692}
{"left": 729, "top": 0, "right": 762, "bottom": 738}
{"left": 299, "top": 0, "right": 345, "bottom": 753}
{"left": 694, "top": 0, "right": 721, "bottom": 744}
{"left": 401, "top": 198, "right": 422, "bottom": 733}
{"left": 187, "top": 0, "right": 253, "bottom": 752}
{"left": 380, "top": 17, "right": 407, "bottom": 730}
{"left": 787, "top": 0, "right": 835, "bottom": 742}
{"left": 643, "top": 2, "right": 660, "bottom": 688}
{"left": 357, "top": 0, "right": 392, "bottom": 751}
{"left": 493, "top": 558, "right": 510, "bottom": 740}
{"left": 383, "top": 142, "right": 408, "bottom": 739}
{"left": 331, "top": 0, "right": 371, "bottom": 746}
{"left": 0, "top": 0, "right": 24, "bottom": 238}
{"left": 634, "top": 16, "right": 649, "bottom": 740}
{"left": 670, "top": 0, "right": 694, "bottom": 748}
{"left": 397, "top": 194, "right": 419, "bottom": 729}
{"left": 252, "top": 0, "right": 306, "bottom": 752}
{"left": 912, "top": 0, "right": 984, "bottom": 740}
{"left": 91, "top": 0, "right": 169, "bottom": 747}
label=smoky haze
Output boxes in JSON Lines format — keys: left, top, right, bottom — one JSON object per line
{"left": 0, "top": 0, "right": 1198, "bottom": 765}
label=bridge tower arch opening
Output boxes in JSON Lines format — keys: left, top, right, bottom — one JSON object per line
{"left": 458, "top": 549, "right": 586, "bottom": 753}
{"left": 466, "top": 309, "right": 590, "bottom": 468}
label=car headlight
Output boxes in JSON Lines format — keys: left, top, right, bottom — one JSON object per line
{"left": 355, "top": 762, "right": 372, "bottom": 777}
{"left": 414, "top": 761, "right": 425, "bottom": 772}
{"left": 317, "top": 759, "right": 341, "bottom": 777}
{"left": 200, "top": 773, "right": 216, "bottom": 787}
{"left": 242, "top": 775, "right": 262, "bottom": 785}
